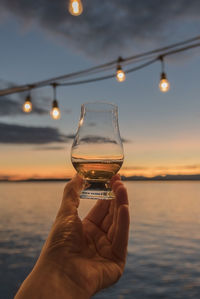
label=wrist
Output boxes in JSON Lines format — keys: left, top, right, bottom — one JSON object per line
{"left": 15, "top": 260, "right": 90, "bottom": 299}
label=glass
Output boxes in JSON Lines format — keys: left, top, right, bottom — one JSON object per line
{"left": 71, "top": 102, "right": 124, "bottom": 200}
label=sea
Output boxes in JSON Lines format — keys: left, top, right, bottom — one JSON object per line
{"left": 0, "top": 181, "right": 200, "bottom": 299}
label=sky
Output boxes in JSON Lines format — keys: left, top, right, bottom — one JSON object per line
{"left": 0, "top": 0, "right": 200, "bottom": 180}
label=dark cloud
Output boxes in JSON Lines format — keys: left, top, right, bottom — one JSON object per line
{"left": 0, "top": 96, "right": 47, "bottom": 116}
{"left": 0, "top": 81, "right": 72, "bottom": 116}
{"left": 1, "top": 0, "right": 200, "bottom": 57}
{"left": 121, "top": 137, "right": 129, "bottom": 144}
{"left": 0, "top": 122, "right": 74, "bottom": 144}
{"left": 0, "top": 96, "right": 72, "bottom": 117}
{"left": 65, "top": 133, "right": 75, "bottom": 140}
{"left": 0, "top": 79, "right": 49, "bottom": 116}
{"left": 80, "top": 135, "right": 129, "bottom": 144}
{"left": 80, "top": 136, "right": 117, "bottom": 144}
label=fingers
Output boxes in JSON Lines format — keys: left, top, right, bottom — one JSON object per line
{"left": 85, "top": 175, "right": 121, "bottom": 227}
{"left": 110, "top": 174, "right": 121, "bottom": 187}
{"left": 108, "top": 179, "right": 123, "bottom": 215}
{"left": 112, "top": 186, "right": 129, "bottom": 261}
{"left": 100, "top": 181, "right": 120, "bottom": 232}
{"left": 57, "top": 174, "right": 83, "bottom": 218}
{"left": 84, "top": 200, "right": 111, "bottom": 226}
{"left": 107, "top": 183, "right": 128, "bottom": 241}
{"left": 112, "top": 203, "right": 129, "bottom": 262}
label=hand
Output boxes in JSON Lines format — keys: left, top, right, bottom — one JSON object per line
{"left": 15, "top": 174, "right": 129, "bottom": 299}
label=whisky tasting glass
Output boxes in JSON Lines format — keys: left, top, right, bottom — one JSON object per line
{"left": 71, "top": 102, "right": 124, "bottom": 200}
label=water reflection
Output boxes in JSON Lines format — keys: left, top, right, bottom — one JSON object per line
{"left": 0, "top": 182, "right": 200, "bottom": 298}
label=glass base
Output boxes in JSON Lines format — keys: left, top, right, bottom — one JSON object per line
{"left": 80, "top": 180, "right": 115, "bottom": 200}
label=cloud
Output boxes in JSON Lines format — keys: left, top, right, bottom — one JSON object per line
{"left": 0, "top": 122, "right": 129, "bottom": 146}
{"left": 1, "top": 0, "right": 200, "bottom": 58}
{"left": 0, "top": 96, "right": 47, "bottom": 116}
{"left": 79, "top": 135, "right": 129, "bottom": 144}
{"left": 0, "top": 122, "right": 74, "bottom": 144}
{"left": 121, "top": 137, "right": 129, "bottom": 144}
{"left": 0, "top": 79, "right": 47, "bottom": 116}
{"left": 0, "top": 95, "right": 72, "bottom": 117}
{"left": 0, "top": 80, "right": 72, "bottom": 116}
{"left": 122, "top": 166, "right": 148, "bottom": 171}
{"left": 0, "top": 79, "right": 48, "bottom": 116}
{"left": 123, "top": 164, "right": 200, "bottom": 171}
{"left": 80, "top": 136, "right": 117, "bottom": 144}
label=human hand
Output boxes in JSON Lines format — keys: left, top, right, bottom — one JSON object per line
{"left": 15, "top": 174, "right": 129, "bottom": 299}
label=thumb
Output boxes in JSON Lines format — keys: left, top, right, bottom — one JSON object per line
{"left": 57, "top": 175, "right": 83, "bottom": 218}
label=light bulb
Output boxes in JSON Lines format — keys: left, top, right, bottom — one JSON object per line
{"left": 51, "top": 108, "right": 61, "bottom": 119}
{"left": 51, "top": 100, "right": 61, "bottom": 120}
{"left": 23, "top": 96, "right": 32, "bottom": 113}
{"left": 159, "top": 72, "right": 170, "bottom": 92}
{"left": 69, "top": 0, "right": 83, "bottom": 16}
{"left": 116, "top": 66, "right": 126, "bottom": 82}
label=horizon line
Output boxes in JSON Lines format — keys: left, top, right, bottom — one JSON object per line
{"left": 1, "top": 173, "right": 200, "bottom": 182}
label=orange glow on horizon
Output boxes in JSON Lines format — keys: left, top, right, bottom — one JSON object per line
{"left": 1, "top": 164, "right": 200, "bottom": 181}
{"left": 1, "top": 139, "right": 200, "bottom": 181}
{"left": 120, "top": 165, "right": 200, "bottom": 178}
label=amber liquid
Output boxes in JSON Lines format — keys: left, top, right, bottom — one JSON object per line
{"left": 72, "top": 160, "right": 123, "bottom": 181}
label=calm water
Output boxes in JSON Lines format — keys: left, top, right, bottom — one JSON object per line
{"left": 0, "top": 181, "right": 200, "bottom": 299}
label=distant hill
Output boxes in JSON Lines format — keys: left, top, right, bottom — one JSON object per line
{"left": 1, "top": 174, "right": 200, "bottom": 182}
{"left": 0, "top": 178, "right": 70, "bottom": 183}
{"left": 121, "top": 174, "right": 200, "bottom": 181}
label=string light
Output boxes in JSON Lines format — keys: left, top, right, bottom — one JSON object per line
{"left": 22, "top": 89, "right": 32, "bottom": 113}
{"left": 159, "top": 73, "right": 170, "bottom": 92}
{"left": 50, "top": 83, "right": 61, "bottom": 120}
{"left": 68, "top": 0, "right": 83, "bottom": 16}
{"left": 116, "top": 57, "right": 126, "bottom": 82}
{"left": 1, "top": 37, "right": 200, "bottom": 97}
{"left": 1, "top": 36, "right": 200, "bottom": 121}
{"left": 159, "top": 56, "right": 170, "bottom": 92}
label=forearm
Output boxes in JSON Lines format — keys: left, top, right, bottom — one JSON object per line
{"left": 15, "top": 262, "right": 90, "bottom": 299}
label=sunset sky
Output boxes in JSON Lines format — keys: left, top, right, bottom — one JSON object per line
{"left": 0, "top": 1, "right": 200, "bottom": 180}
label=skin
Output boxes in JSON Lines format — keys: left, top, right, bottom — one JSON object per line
{"left": 15, "top": 174, "right": 130, "bottom": 299}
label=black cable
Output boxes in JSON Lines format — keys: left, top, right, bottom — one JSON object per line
{"left": 29, "top": 35, "right": 200, "bottom": 85}
{"left": 59, "top": 58, "right": 158, "bottom": 86}
{"left": 162, "top": 42, "right": 200, "bottom": 58}
{"left": 58, "top": 40, "right": 200, "bottom": 87}
{"left": 0, "top": 36, "right": 200, "bottom": 96}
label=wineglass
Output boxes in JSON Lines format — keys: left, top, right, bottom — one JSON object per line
{"left": 71, "top": 102, "right": 124, "bottom": 200}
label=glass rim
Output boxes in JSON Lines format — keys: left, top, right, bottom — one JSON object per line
{"left": 81, "top": 101, "right": 118, "bottom": 112}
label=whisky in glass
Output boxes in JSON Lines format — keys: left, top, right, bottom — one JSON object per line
{"left": 71, "top": 102, "right": 124, "bottom": 200}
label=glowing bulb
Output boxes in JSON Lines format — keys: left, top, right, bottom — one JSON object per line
{"left": 23, "top": 96, "right": 32, "bottom": 113}
{"left": 116, "top": 66, "right": 126, "bottom": 82}
{"left": 51, "top": 100, "right": 61, "bottom": 120}
{"left": 51, "top": 108, "right": 61, "bottom": 119}
{"left": 69, "top": 0, "right": 83, "bottom": 16}
{"left": 159, "top": 72, "right": 170, "bottom": 92}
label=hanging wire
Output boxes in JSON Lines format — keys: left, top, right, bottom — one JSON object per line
{"left": 159, "top": 56, "right": 165, "bottom": 73}
{"left": 161, "top": 42, "right": 200, "bottom": 58}
{"left": 51, "top": 83, "right": 58, "bottom": 99}
{"left": 59, "top": 58, "right": 157, "bottom": 86}
{"left": 0, "top": 36, "right": 200, "bottom": 96}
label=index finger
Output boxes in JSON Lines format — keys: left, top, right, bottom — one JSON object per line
{"left": 57, "top": 175, "right": 83, "bottom": 218}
